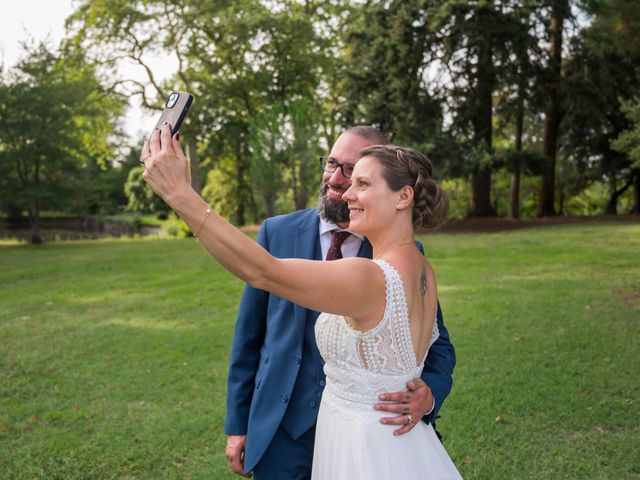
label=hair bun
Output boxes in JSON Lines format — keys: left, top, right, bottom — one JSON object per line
{"left": 413, "top": 176, "right": 448, "bottom": 229}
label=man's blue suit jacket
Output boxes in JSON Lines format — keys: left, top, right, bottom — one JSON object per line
{"left": 225, "top": 208, "right": 456, "bottom": 473}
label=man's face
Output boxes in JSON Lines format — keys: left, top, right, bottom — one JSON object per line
{"left": 317, "top": 133, "right": 376, "bottom": 225}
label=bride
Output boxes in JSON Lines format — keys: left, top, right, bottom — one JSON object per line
{"left": 141, "top": 124, "right": 462, "bottom": 479}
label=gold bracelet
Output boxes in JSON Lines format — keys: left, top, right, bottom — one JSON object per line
{"left": 193, "top": 207, "right": 212, "bottom": 237}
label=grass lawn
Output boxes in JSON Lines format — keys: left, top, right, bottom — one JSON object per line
{"left": 1, "top": 221, "right": 639, "bottom": 479}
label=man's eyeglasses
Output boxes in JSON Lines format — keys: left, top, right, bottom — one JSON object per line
{"left": 320, "top": 157, "right": 355, "bottom": 179}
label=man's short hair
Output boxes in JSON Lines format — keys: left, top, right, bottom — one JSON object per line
{"left": 345, "top": 125, "right": 390, "bottom": 145}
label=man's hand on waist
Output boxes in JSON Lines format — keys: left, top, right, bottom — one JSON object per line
{"left": 373, "top": 377, "right": 435, "bottom": 436}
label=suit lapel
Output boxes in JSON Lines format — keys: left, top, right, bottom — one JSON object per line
{"left": 293, "top": 210, "right": 321, "bottom": 345}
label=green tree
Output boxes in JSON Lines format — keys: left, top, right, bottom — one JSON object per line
{"left": 0, "top": 43, "right": 123, "bottom": 243}
{"left": 191, "top": 1, "right": 328, "bottom": 222}
{"left": 67, "top": 0, "right": 208, "bottom": 194}
{"left": 536, "top": 0, "right": 571, "bottom": 216}
{"left": 343, "top": 1, "right": 442, "bottom": 146}
{"left": 492, "top": 1, "right": 546, "bottom": 218}
{"left": 612, "top": 96, "right": 640, "bottom": 213}
{"left": 247, "top": 98, "right": 321, "bottom": 218}
{"left": 428, "top": 1, "right": 531, "bottom": 216}
{"left": 69, "top": 0, "right": 331, "bottom": 224}
{"left": 562, "top": 0, "right": 640, "bottom": 214}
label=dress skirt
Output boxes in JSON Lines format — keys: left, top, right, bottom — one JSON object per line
{"left": 311, "top": 388, "right": 463, "bottom": 480}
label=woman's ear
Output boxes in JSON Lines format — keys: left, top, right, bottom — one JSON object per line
{"left": 397, "top": 185, "right": 414, "bottom": 210}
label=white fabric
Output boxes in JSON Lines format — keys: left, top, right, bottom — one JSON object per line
{"left": 318, "top": 217, "right": 364, "bottom": 260}
{"left": 313, "top": 259, "right": 462, "bottom": 479}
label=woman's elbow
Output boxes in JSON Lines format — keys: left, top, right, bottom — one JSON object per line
{"left": 245, "top": 270, "right": 267, "bottom": 291}
{"left": 244, "top": 258, "right": 281, "bottom": 293}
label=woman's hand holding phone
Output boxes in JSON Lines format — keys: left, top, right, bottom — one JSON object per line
{"left": 141, "top": 124, "right": 193, "bottom": 208}
{"left": 140, "top": 91, "right": 194, "bottom": 205}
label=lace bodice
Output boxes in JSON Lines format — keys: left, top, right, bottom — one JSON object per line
{"left": 315, "top": 259, "right": 439, "bottom": 405}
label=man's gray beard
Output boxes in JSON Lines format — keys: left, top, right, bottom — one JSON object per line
{"left": 316, "top": 183, "right": 350, "bottom": 224}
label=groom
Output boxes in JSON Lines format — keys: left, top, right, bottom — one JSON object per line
{"left": 225, "top": 126, "right": 456, "bottom": 479}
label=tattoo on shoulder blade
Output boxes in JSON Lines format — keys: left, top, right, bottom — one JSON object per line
{"left": 420, "top": 267, "right": 427, "bottom": 296}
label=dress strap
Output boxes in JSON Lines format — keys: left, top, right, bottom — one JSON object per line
{"left": 370, "top": 259, "right": 417, "bottom": 369}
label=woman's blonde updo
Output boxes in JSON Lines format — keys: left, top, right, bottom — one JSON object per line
{"left": 359, "top": 145, "right": 448, "bottom": 229}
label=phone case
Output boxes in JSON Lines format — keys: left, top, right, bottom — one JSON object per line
{"left": 152, "top": 91, "right": 193, "bottom": 135}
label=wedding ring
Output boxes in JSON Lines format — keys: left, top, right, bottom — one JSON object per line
{"left": 406, "top": 414, "right": 413, "bottom": 425}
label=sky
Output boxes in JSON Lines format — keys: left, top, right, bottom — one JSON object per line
{"left": 0, "top": 1, "right": 74, "bottom": 67}
{"left": 0, "top": 0, "right": 176, "bottom": 141}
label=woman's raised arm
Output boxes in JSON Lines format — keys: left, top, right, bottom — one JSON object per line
{"left": 141, "top": 124, "right": 385, "bottom": 325}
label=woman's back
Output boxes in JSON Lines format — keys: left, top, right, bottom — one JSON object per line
{"left": 315, "top": 259, "right": 439, "bottom": 405}
{"left": 387, "top": 248, "right": 439, "bottom": 366}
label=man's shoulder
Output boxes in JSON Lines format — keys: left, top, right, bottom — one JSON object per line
{"left": 262, "top": 208, "right": 318, "bottom": 230}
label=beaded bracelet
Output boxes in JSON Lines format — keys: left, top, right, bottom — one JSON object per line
{"left": 193, "top": 207, "right": 212, "bottom": 237}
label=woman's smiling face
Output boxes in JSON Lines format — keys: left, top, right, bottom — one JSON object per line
{"left": 342, "top": 155, "right": 401, "bottom": 236}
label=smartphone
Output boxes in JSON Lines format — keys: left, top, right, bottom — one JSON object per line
{"left": 152, "top": 91, "right": 193, "bottom": 136}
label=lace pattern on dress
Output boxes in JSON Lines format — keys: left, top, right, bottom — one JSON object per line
{"left": 315, "top": 259, "right": 439, "bottom": 407}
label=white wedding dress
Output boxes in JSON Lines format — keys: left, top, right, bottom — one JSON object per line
{"left": 313, "top": 259, "right": 462, "bottom": 479}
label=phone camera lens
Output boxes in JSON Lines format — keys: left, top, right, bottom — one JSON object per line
{"left": 166, "top": 92, "right": 179, "bottom": 108}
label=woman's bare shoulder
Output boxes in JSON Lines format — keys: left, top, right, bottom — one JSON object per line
{"left": 383, "top": 249, "right": 434, "bottom": 279}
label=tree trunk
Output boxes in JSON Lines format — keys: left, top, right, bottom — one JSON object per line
{"left": 28, "top": 207, "right": 43, "bottom": 244}
{"left": 186, "top": 139, "right": 201, "bottom": 193}
{"left": 30, "top": 155, "right": 43, "bottom": 244}
{"left": 633, "top": 170, "right": 640, "bottom": 214}
{"left": 469, "top": 11, "right": 496, "bottom": 217}
{"left": 509, "top": 169, "right": 520, "bottom": 219}
{"left": 509, "top": 93, "right": 524, "bottom": 219}
{"left": 606, "top": 171, "right": 635, "bottom": 215}
{"left": 537, "top": 120, "right": 560, "bottom": 216}
{"left": 605, "top": 193, "right": 618, "bottom": 215}
{"left": 470, "top": 169, "right": 495, "bottom": 216}
{"left": 234, "top": 138, "right": 247, "bottom": 226}
{"left": 606, "top": 176, "right": 619, "bottom": 215}
{"left": 290, "top": 151, "right": 301, "bottom": 211}
{"left": 294, "top": 154, "right": 310, "bottom": 211}
{"left": 264, "top": 193, "right": 276, "bottom": 219}
{"left": 537, "top": 0, "right": 568, "bottom": 217}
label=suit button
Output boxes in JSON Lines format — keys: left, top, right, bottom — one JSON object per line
{"left": 281, "top": 393, "right": 289, "bottom": 403}
{"left": 319, "top": 380, "right": 326, "bottom": 387}
{"left": 309, "top": 400, "right": 316, "bottom": 408}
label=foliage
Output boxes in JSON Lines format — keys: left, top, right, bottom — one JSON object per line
{"left": 67, "top": 0, "right": 332, "bottom": 225}
{"left": 612, "top": 95, "right": 640, "bottom": 168}
{"left": 76, "top": 147, "right": 141, "bottom": 217}
{"left": 124, "top": 165, "right": 169, "bottom": 215}
{"left": 0, "top": 43, "right": 124, "bottom": 242}
{"left": 561, "top": 0, "right": 640, "bottom": 214}
{"left": 440, "top": 178, "right": 470, "bottom": 220}
{"left": 161, "top": 213, "right": 192, "bottom": 238}
{"left": 200, "top": 158, "right": 239, "bottom": 223}
{"left": 343, "top": 1, "right": 442, "bottom": 145}
{"left": 3, "top": 0, "right": 640, "bottom": 232}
